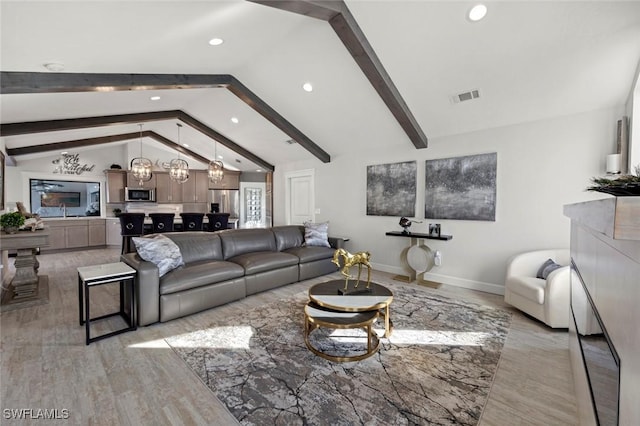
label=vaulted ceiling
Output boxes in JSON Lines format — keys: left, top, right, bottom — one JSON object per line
{"left": 2, "top": 0, "right": 640, "bottom": 171}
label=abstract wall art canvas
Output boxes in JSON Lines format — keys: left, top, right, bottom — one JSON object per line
{"left": 367, "top": 161, "right": 416, "bottom": 217}
{"left": 425, "top": 153, "right": 497, "bottom": 221}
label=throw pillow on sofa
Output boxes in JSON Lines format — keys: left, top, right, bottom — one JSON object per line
{"left": 536, "top": 258, "right": 562, "bottom": 280}
{"left": 133, "top": 234, "right": 184, "bottom": 277}
{"left": 303, "top": 221, "right": 330, "bottom": 247}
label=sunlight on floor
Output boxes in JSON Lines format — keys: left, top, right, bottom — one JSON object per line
{"left": 129, "top": 326, "right": 255, "bottom": 349}
{"left": 326, "top": 328, "right": 493, "bottom": 346}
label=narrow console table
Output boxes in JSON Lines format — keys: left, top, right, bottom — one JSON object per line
{"left": 385, "top": 231, "right": 452, "bottom": 288}
{"left": 0, "top": 229, "right": 50, "bottom": 311}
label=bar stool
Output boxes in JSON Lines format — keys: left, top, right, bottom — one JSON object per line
{"left": 180, "top": 213, "right": 204, "bottom": 231}
{"left": 149, "top": 213, "right": 175, "bottom": 233}
{"left": 118, "top": 213, "right": 146, "bottom": 254}
{"left": 206, "top": 213, "right": 230, "bottom": 232}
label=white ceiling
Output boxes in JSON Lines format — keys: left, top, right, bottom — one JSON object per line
{"left": 2, "top": 0, "right": 640, "bottom": 170}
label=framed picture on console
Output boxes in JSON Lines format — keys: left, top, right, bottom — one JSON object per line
{"left": 429, "top": 223, "right": 441, "bottom": 237}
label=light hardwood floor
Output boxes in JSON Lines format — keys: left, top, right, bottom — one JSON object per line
{"left": 0, "top": 248, "right": 577, "bottom": 425}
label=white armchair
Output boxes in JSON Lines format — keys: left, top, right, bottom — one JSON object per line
{"left": 504, "top": 249, "right": 571, "bottom": 328}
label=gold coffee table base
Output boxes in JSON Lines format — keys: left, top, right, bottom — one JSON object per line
{"left": 304, "top": 303, "right": 380, "bottom": 363}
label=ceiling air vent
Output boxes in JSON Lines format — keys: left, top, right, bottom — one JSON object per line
{"left": 284, "top": 139, "right": 297, "bottom": 145}
{"left": 451, "top": 89, "right": 481, "bottom": 104}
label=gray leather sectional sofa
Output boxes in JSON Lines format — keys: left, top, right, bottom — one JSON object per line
{"left": 121, "top": 225, "right": 345, "bottom": 326}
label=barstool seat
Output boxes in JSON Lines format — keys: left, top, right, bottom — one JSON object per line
{"left": 149, "top": 213, "right": 175, "bottom": 233}
{"left": 206, "top": 213, "right": 230, "bottom": 232}
{"left": 180, "top": 213, "right": 204, "bottom": 231}
{"left": 119, "top": 213, "right": 146, "bottom": 254}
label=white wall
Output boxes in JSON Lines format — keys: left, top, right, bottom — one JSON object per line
{"left": 274, "top": 107, "right": 621, "bottom": 294}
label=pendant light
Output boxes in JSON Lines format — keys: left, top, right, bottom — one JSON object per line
{"left": 130, "top": 124, "right": 153, "bottom": 186}
{"left": 208, "top": 140, "right": 224, "bottom": 184}
{"left": 169, "top": 123, "right": 190, "bottom": 184}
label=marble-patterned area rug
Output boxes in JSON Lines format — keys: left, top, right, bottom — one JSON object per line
{"left": 166, "top": 283, "right": 511, "bottom": 425}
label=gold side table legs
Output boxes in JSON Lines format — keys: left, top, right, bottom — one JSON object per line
{"left": 304, "top": 303, "right": 381, "bottom": 363}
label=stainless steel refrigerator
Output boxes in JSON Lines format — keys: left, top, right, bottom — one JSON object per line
{"left": 208, "top": 190, "right": 240, "bottom": 218}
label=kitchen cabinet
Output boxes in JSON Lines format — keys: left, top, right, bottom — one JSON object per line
{"left": 41, "top": 219, "right": 106, "bottom": 251}
{"left": 89, "top": 221, "right": 106, "bottom": 246}
{"left": 105, "top": 170, "right": 127, "bottom": 203}
{"left": 182, "top": 171, "right": 209, "bottom": 203}
{"left": 155, "top": 172, "right": 182, "bottom": 203}
{"left": 127, "top": 171, "right": 156, "bottom": 189}
{"left": 210, "top": 170, "right": 240, "bottom": 190}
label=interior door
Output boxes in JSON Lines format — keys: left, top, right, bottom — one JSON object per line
{"left": 286, "top": 169, "right": 315, "bottom": 225}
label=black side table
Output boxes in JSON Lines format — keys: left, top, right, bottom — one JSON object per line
{"left": 77, "top": 262, "right": 137, "bottom": 345}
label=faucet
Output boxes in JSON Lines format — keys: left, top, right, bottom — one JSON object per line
{"left": 59, "top": 203, "right": 66, "bottom": 218}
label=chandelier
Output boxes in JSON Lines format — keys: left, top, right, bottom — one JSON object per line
{"left": 169, "top": 123, "right": 190, "bottom": 184}
{"left": 208, "top": 140, "right": 224, "bottom": 184}
{"left": 130, "top": 124, "right": 153, "bottom": 186}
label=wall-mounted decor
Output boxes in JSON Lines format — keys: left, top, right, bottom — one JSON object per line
{"left": 425, "top": 153, "right": 497, "bottom": 221}
{"left": 52, "top": 153, "right": 95, "bottom": 175}
{"left": 367, "top": 161, "right": 416, "bottom": 217}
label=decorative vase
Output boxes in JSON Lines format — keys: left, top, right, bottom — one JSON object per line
{"left": 4, "top": 227, "right": 19, "bottom": 234}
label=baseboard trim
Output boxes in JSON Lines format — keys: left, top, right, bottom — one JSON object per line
{"left": 371, "top": 263, "right": 504, "bottom": 296}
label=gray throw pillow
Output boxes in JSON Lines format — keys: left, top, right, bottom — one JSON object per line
{"left": 536, "top": 258, "right": 562, "bottom": 280}
{"left": 303, "top": 221, "right": 330, "bottom": 247}
{"left": 132, "top": 234, "right": 184, "bottom": 277}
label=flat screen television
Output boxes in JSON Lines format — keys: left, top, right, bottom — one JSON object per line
{"left": 40, "top": 192, "right": 81, "bottom": 207}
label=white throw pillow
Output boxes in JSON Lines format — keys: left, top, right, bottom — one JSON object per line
{"left": 132, "top": 234, "right": 184, "bottom": 277}
{"left": 303, "top": 221, "right": 330, "bottom": 247}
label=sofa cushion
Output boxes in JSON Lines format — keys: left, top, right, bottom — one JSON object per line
{"left": 272, "top": 225, "right": 305, "bottom": 251}
{"left": 284, "top": 246, "right": 335, "bottom": 263}
{"left": 229, "top": 251, "right": 299, "bottom": 275}
{"left": 508, "top": 276, "right": 545, "bottom": 304}
{"left": 132, "top": 234, "right": 184, "bottom": 277}
{"left": 220, "top": 229, "right": 277, "bottom": 260}
{"left": 159, "top": 260, "right": 245, "bottom": 295}
{"left": 536, "top": 258, "right": 562, "bottom": 280}
{"left": 303, "top": 221, "right": 330, "bottom": 247}
{"left": 165, "top": 232, "right": 223, "bottom": 264}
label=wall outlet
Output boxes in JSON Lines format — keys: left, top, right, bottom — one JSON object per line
{"left": 434, "top": 250, "right": 442, "bottom": 266}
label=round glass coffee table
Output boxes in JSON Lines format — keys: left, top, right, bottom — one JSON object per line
{"left": 304, "top": 280, "right": 393, "bottom": 362}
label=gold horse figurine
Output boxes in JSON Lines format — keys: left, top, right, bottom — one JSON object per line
{"left": 331, "top": 248, "right": 372, "bottom": 292}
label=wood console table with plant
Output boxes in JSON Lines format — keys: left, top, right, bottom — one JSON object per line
{"left": 0, "top": 228, "right": 50, "bottom": 310}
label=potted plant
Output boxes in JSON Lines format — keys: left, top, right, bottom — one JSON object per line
{"left": 1, "top": 212, "right": 26, "bottom": 234}
{"left": 587, "top": 165, "right": 640, "bottom": 196}
{"left": 113, "top": 208, "right": 122, "bottom": 217}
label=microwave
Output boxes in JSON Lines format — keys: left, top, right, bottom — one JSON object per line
{"left": 125, "top": 187, "right": 156, "bottom": 202}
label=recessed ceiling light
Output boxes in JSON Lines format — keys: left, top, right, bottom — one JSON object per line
{"left": 231, "top": 117, "right": 239, "bottom": 124}
{"left": 43, "top": 62, "right": 65, "bottom": 72}
{"left": 150, "top": 96, "right": 161, "bottom": 101}
{"left": 182, "top": 143, "right": 189, "bottom": 148}
{"left": 61, "top": 151, "right": 68, "bottom": 155}
{"left": 302, "top": 82, "right": 313, "bottom": 92}
{"left": 208, "top": 38, "right": 224, "bottom": 46}
{"left": 468, "top": 4, "right": 487, "bottom": 22}
{"left": 217, "top": 154, "right": 223, "bottom": 160}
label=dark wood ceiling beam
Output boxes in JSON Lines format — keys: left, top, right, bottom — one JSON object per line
{"left": 0, "top": 71, "right": 330, "bottom": 163}
{"left": 0, "top": 110, "right": 179, "bottom": 136}
{"left": 227, "top": 77, "right": 330, "bottom": 163}
{"left": 6, "top": 131, "right": 142, "bottom": 156}
{"left": 248, "top": 0, "right": 428, "bottom": 149}
{"left": 0, "top": 72, "right": 232, "bottom": 94}
{"left": 6, "top": 130, "right": 211, "bottom": 165}
{"left": 1, "top": 110, "right": 275, "bottom": 171}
